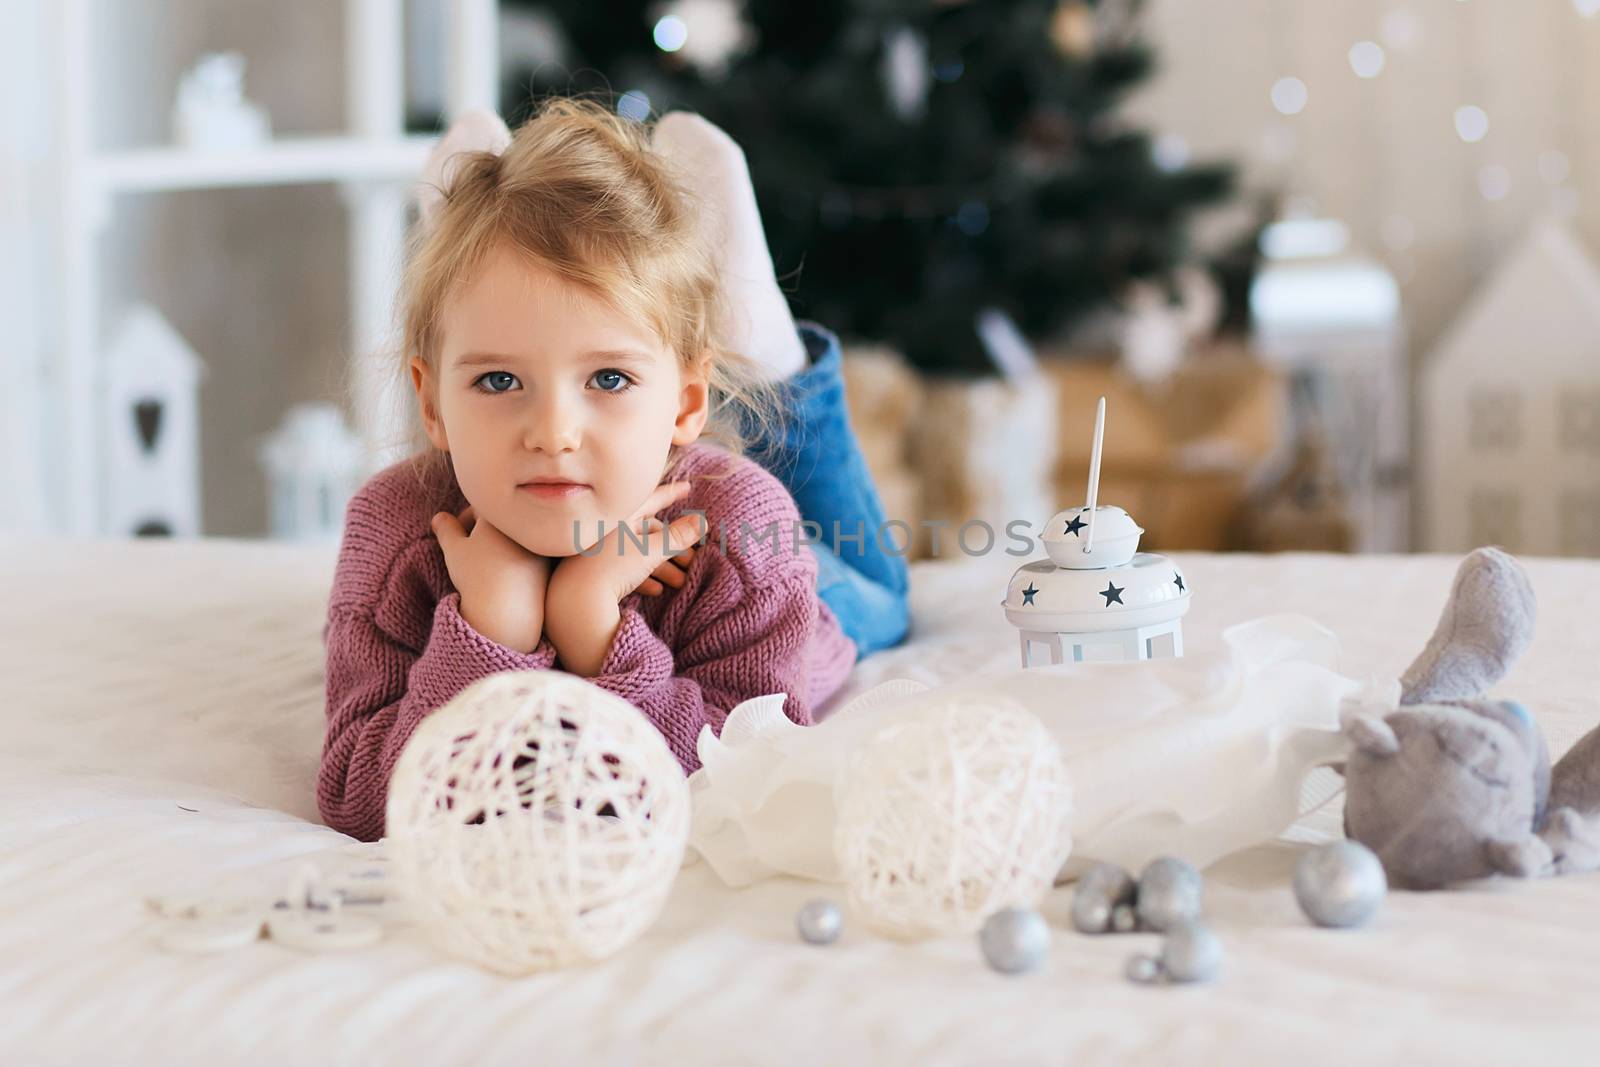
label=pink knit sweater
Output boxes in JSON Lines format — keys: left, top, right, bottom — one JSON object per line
{"left": 317, "top": 441, "right": 858, "bottom": 841}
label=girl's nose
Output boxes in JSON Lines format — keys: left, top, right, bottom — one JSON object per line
{"left": 524, "top": 392, "right": 581, "bottom": 454}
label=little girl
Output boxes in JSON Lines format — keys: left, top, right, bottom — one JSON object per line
{"left": 318, "top": 98, "right": 910, "bottom": 842}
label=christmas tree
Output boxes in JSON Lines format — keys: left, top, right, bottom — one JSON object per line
{"left": 503, "top": 0, "right": 1236, "bottom": 377}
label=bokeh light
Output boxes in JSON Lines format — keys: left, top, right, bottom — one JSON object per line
{"left": 1348, "top": 41, "right": 1386, "bottom": 79}
{"left": 1271, "top": 77, "right": 1308, "bottom": 116}
{"left": 1454, "top": 105, "right": 1489, "bottom": 143}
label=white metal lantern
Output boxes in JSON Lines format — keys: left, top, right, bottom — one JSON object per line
{"left": 258, "top": 403, "right": 367, "bottom": 543}
{"left": 1002, "top": 397, "right": 1192, "bottom": 665}
{"left": 1248, "top": 215, "right": 1408, "bottom": 553}
{"left": 103, "top": 303, "right": 207, "bottom": 538}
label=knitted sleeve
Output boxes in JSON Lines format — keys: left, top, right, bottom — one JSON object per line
{"left": 318, "top": 591, "right": 560, "bottom": 841}
{"left": 580, "top": 560, "right": 824, "bottom": 774}
{"left": 317, "top": 468, "right": 561, "bottom": 842}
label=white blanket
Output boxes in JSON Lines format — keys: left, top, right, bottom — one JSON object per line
{"left": 4, "top": 536, "right": 1600, "bottom": 1064}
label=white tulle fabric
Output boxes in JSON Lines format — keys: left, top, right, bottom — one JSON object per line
{"left": 690, "top": 613, "right": 1396, "bottom": 887}
{"left": 833, "top": 693, "right": 1072, "bottom": 939}
{"left": 387, "top": 671, "right": 690, "bottom": 975}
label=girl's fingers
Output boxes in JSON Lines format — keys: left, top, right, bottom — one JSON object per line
{"left": 430, "top": 511, "right": 463, "bottom": 544}
{"left": 650, "top": 558, "right": 686, "bottom": 589}
{"left": 631, "top": 480, "right": 693, "bottom": 526}
{"left": 667, "top": 512, "right": 707, "bottom": 551}
{"left": 459, "top": 505, "right": 476, "bottom": 533}
{"left": 637, "top": 578, "right": 664, "bottom": 597}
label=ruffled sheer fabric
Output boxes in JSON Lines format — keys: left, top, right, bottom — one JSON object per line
{"left": 688, "top": 613, "right": 1399, "bottom": 886}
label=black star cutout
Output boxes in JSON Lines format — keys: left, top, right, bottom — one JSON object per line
{"left": 1064, "top": 514, "right": 1087, "bottom": 537}
{"left": 1021, "top": 582, "right": 1039, "bottom": 606}
{"left": 1173, "top": 573, "right": 1185, "bottom": 593}
{"left": 1100, "top": 581, "right": 1125, "bottom": 606}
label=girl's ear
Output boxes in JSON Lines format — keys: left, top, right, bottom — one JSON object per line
{"left": 410, "top": 357, "right": 450, "bottom": 452}
{"left": 671, "top": 364, "right": 711, "bottom": 446}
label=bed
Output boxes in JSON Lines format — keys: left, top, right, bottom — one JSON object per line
{"left": 4, "top": 534, "right": 1600, "bottom": 1064}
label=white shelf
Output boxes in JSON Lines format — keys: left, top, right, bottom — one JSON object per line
{"left": 90, "top": 135, "right": 439, "bottom": 193}
{"left": 46, "top": 0, "right": 501, "bottom": 538}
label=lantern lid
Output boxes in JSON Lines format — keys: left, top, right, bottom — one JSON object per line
{"left": 1040, "top": 505, "right": 1144, "bottom": 568}
{"left": 1002, "top": 552, "right": 1190, "bottom": 633}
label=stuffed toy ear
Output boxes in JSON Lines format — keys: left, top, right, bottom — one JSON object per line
{"left": 1346, "top": 714, "right": 1399, "bottom": 757}
{"left": 1399, "top": 547, "right": 1536, "bottom": 706}
{"left": 1549, "top": 720, "right": 1600, "bottom": 819}
{"left": 416, "top": 107, "right": 512, "bottom": 230}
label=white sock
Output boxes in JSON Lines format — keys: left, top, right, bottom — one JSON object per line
{"left": 653, "top": 112, "right": 808, "bottom": 381}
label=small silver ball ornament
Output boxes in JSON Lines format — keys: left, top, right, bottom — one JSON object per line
{"left": 1160, "top": 919, "right": 1223, "bottom": 983}
{"left": 1071, "top": 863, "right": 1136, "bottom": 934}
{"left": 979, "top": 907, "right": 1050, "bottom": 974}
{"left": 1124, "top": 953, "right": 1163, "bottom": 985}
{"left": 1294, "top": 840, "right": 1387, "bottom": 928}
{"left": 796, "top": 899, "right": 843, "bottom": 945}
{"left": 1137, "top": 856, "right": 1203, "bottom": 932}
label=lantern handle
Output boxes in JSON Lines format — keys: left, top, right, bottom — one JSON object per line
{"left": 1083, "top": 396, "right": 1106, "bottom": 554}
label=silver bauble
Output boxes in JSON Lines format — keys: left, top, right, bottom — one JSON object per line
{"left": 1125, "top": 953, "right": 1164, "bottom": 985}
{"left": 979, "top": 907, "right": 1050, "bottom": 974}
{"left": 1160, "top": 919, "right": 1223, "bottom": 983}
{"left": 796, "top": 899, "right": 843, "bottom": 945}
{"left": 1293, "top": 840, "right": 1386, "bottom": 928}
{"left": 1137, "top": 856, "right": 1203, "bottom": 932}
{"left": 1071, "top": 863, "right": 1136, "bottom": 934}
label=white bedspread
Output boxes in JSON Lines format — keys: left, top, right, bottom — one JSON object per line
{"left": 4, "top": 535, "right": 1600, "bottom": 1065}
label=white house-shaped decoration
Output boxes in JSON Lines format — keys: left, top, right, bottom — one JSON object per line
{"left": 1420, "top": 216, "right": 1600, "bottom": 556}
{"left": 104, "top": 304, "right": 207, "bottom": 538}
{"left": 258, "top": 402, "right": 367, "bottom": 544}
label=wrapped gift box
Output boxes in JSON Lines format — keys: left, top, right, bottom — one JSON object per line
{"left": 839, "top": 338, "right": 1290, "bottom": 558}
{"left": 1039, "top": 340, "right": 1289, "bottom": 552}
{"left": 841, "top": 346, "right": 1057, "bottom": 563}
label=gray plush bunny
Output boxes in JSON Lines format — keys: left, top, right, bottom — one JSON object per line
{"left": 1340, "top": 546, "right": 1600, "bottom": 890}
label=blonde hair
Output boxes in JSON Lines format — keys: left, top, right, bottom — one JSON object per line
{"left": 372, "top": 95, "right": 791, "bottom": 498}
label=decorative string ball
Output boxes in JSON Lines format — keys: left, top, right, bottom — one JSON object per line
{"left": 832, "top": 691, "right": 1073, "bottom": 940}
{"left": 385, "top": 670, "right": 690, "bottom": 976}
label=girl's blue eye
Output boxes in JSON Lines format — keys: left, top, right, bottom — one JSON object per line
{"left": 592, "top": 369, "right": 634, "bottom": 393}
{"left": 475, "top": 371, "right": 518, "bottom": 394}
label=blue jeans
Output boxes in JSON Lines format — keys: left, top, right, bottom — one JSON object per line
{"left": 743, "top": 322, "right": 911, "bottom": 661}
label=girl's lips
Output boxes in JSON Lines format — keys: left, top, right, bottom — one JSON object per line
{"left": 519, "top": 482, "right": 590, "bottom": 499}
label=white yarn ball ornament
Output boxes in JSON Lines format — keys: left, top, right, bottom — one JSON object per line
{"left": 386, "top": 670, "right": 690, "bottom": 975}
{"left": 833, "top": 691, "right": 1073, "bottom": 939}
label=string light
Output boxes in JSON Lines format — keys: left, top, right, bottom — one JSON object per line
{"left": 1258, "top": 123, "right": 1296, "bottom": 164}
{"left": 1477, "top": 164, "right": 1511, "bottom": 201}
{"left": 954, "top": 200, "right": 990, "bottom": 236}
{"left": 1152, "top": 133, "right": 1189, "bottom": 172}
{"left": 1379, "top": 9, "right": 1421, "bottom": 52}
{"left": 617, "top": 90, "right": 651, "bottom": 122}
{"left": 1271, "top": 77, "right": 1308, "bottom": 116}
{"left": 1453, "top": 105, "right": 1489, "bottom": 143}
{"left": 1380, "top": 214, "right": 1415, "bottom": 252}
{"left": 1348, "top": 41, "right": 1385, "bottom": 78}
{"left": 652, "top": 15, "right": 688, "bottom": 52}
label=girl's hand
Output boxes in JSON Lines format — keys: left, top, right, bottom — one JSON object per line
{"left": 543, "top": 481, "right": 707, "bottom": 676}
{"left": 635, "top": 543, "right": 697, "bottom": 597}
{"left": 431, "top": 504, "right": 552, "bottom": 654}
